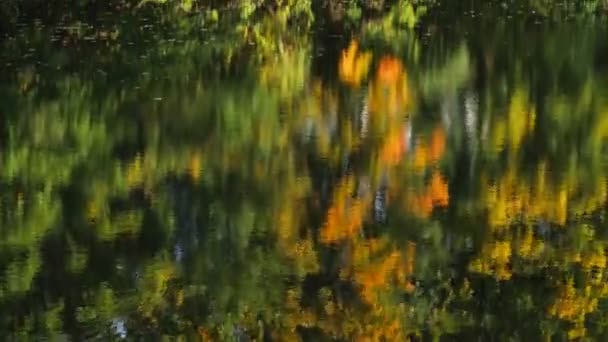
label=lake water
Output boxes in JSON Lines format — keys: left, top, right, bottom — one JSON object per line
{"left": 1, "top": 1, "right": 608, "bottom": 340}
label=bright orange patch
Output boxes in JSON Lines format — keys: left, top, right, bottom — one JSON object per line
{"left": 377, "top": 57, "right": 404, "bottom": 84}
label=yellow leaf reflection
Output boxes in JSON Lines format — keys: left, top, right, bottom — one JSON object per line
{"left": 339, "top": 40, "right": 373, "bottom": 87}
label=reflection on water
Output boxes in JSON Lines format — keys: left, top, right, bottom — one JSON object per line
{"left": 1, "top": 1, "right": 608, "bottom": 340}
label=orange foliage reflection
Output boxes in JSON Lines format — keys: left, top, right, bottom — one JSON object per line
{"left": 368, "top": 56, "right": 411, "bottom": 116}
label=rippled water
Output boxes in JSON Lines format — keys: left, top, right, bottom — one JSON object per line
{"left": 1, "top": 2, "right": 608, "bottom": 340}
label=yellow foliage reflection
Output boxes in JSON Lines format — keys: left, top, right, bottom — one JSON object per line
{"left": 339, "top": 41, "right": 373, "bottom": 87}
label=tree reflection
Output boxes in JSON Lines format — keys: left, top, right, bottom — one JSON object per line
{"left": 0, "top": 1, "right": 607, "bottom": 340}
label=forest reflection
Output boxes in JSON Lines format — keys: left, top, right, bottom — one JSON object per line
{"left": 0, "top": 1, "right": 607, "bottom": 340}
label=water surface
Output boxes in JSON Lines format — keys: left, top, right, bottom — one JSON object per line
{"left": 1, "top": 2, "right": 608, "bottom": 340}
